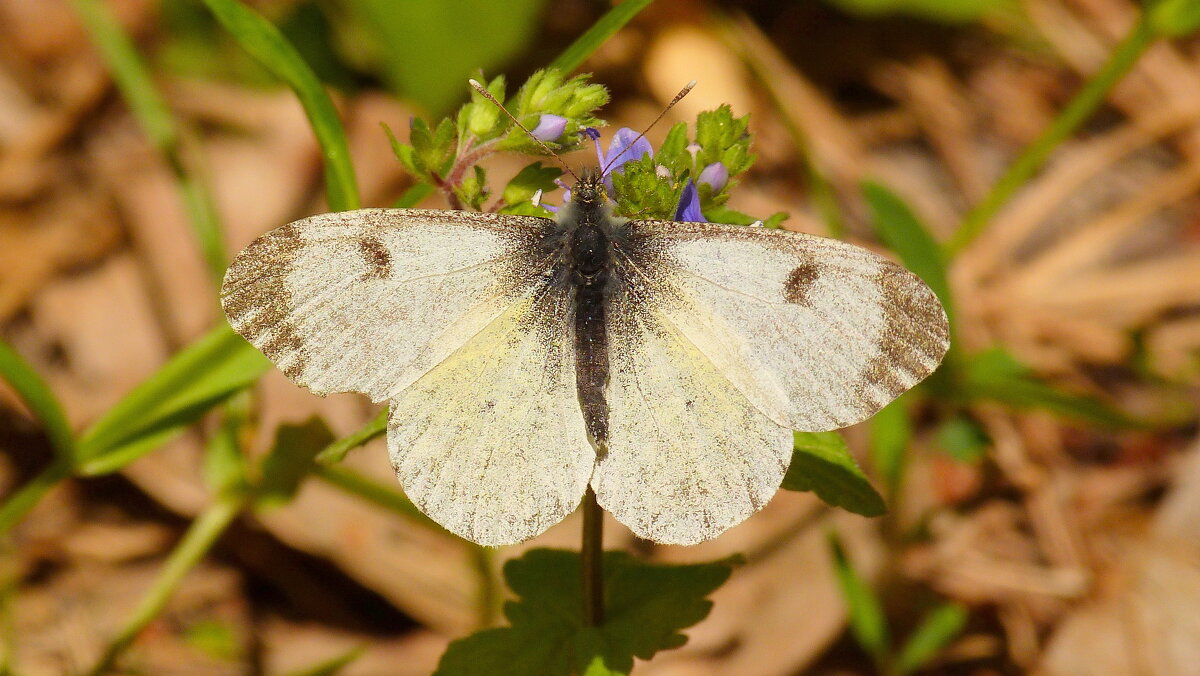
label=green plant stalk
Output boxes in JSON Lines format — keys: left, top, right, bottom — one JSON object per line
{"left": 86, "top": 497, "right": 243, "bottom": 676}
{"left": 581, "top": 487, "right": 604, "bottom": 626}
{"left": 0, "top": 460, "right": 73, "bottom": 537}
{"left": 310, "top": 463, "right": 435, "bottom": 529}
{"left": 947, "top": 12, "right": 1156, "bottom": 255}
{"left": 314, "top": 408, "right": 387, "bottom": 464}
{"left": 470, "top": 546, "right": 499, "bottom": 629}
{"left": 67, "top": 0, "right": 226, "bottom": 287}
{"left": 549, "top": 0, "right": 654, "bottom": 73}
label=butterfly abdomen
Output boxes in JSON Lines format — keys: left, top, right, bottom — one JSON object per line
{"left": 566, "top": 196, "right": 618, "bottom": 453}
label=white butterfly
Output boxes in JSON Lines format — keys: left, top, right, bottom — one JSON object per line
{"left": 222, "top": 169, "right": 948, "bottom": 546}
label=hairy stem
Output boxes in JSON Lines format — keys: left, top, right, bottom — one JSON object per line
{"left": 581, "top": 487, "right": 604, "bottom": 626}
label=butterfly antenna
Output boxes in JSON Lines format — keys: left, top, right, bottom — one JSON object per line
{"left": 468, "top": 78, "right": 580, "bottom": 182}
{"left": 600, "top": 80, "right": 697, "bottom": 176}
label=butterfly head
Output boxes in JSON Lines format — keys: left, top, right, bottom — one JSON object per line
{"left": 570, "top": 168, "right": 610, "bottom": 207}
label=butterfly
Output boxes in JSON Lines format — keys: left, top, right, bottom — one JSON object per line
{"left": 221, "top": 111, "right": 949, "bottom": 547}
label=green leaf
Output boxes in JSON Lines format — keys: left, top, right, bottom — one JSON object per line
{"left": 76, "top": 325, "right": 270, "bottom": 475}
{"left": 0, "top": 339, "right": 74, "bottom": 460}
{"left": 694, "top": 105, "right": 754, "bottom": 179}
{"left": 256, "top": 417, "right": 336, "bottom": 508}
{"left": 347, "top": 0, "right": 547, "bottom": 114}
{"left": 868, "top": 396, "right": 911, "bottom": 499}
{"left": 783, "top": 432, "right": 886, "bottom": 517}
{"left": 828, "top": 531, "right": 890, "bottom": 663}
{"left": 393, "top": 183, "right": 434, "bottom": 208}
{"left": 702, "top": 205, "right": 788, "bottom": 229}
{"left": 895, "top": 603, "right": 968, "bottom": 675}
{"left": 457, "top": 165, "right": 489, "bottom": 211}
{"left": 611, "top": 154, "right": 684, "bottom": 219}
{"left": 861, "top": 181, "right": 953, "bottom": 322}
{"left": 279, "top": 646, "right": 367, "bottom": 676}
{"left": 820, "top": 0, "right": 1013, "bottom": 23}
{"left": 201, "top": 399, "right": 250, "bottom": 496}
{"left": 499, "top": 70, "right": 608, "bottom": 153}
{"left": 204, "top": 0, "right": 359, "bottom": 211}
{"left": 501, "top": 162, "right": 563, "bottom": 208}
{"left": 183, "top": 618, "right": 242, "bottom": 661}
{"left": 963, "top": 348, "right": 1143, "bottom": 428}
{"left": 933, "top": 415, "right": 989, "bottom": 463}
{"left": 435, "top": 549, "right": 735, "bottom": 675}
{"left": 549, "top": 0, "right": 654, "bottom": 74}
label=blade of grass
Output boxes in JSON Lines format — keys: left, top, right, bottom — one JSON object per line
{"left": 947, "top": 12, "right": 1156, "bottom": 255}
{"left": 828, "top": 530, "right": 890, "bottom": 669}
{"left": 0, "top": 461, "right": 73, "bottom": 537}
{"left": 68, "top": 0, "right": 226, "bottom": 287}
{"left": 0, "top": 340, "right": 74, "bottom": 459}
{"left": 85, "top": 496, "right": 243, "bottom": 676}
{"left": 895, "top": 603, "right": 968, "bottom": 675}
{"left": 0, "top": 340, "right": 76, "bottom": 535}
{"left": 862, "top": 181, "right": 953, "bottom": 320}
{"left": 549, "top": 0, "right": 654, "bottom": 73}
{"left": 203, "top": 0, "right": 359, "bottom": 211}
{"left": 76, "top": 325, "right": 270, "bottom": 475}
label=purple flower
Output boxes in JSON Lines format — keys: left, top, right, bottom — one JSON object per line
{"left": 530, "top": 114, "right": 567, "bottom": 142}
{"left": 674, "top": 180, "right": 706, "bottom": 222}
{"left": 602, "top": 127, "right": 654, "bottom": 172}
{"left": 697, "top": 162, "right": 728, "bottom": 192}
{"left": 600, "top": 127, "right": 653, "bottom": 192}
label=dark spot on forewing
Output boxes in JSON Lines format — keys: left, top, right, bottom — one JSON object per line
{"left": 220, "top": 223, "right": 309, "bottom": 381}
{"left": 858, "top": 264, "right": 949, "bottom": 406}
{"left": 358, "top": 237, "right": 392, "bottom": 280}
{"left": 783, "top": 264, "right": 821, "bottom": 305}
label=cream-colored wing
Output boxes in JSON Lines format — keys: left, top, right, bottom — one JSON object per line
{"left": 222, "top": 208, "right": 554, "bottom": 402}
{"left": 616, "top": 221, "right": 949, "bottom": 432}
{"left": 591, "top": 293, "right": 793, "bottom": 545}
{"left": 387, "top": 286, "right": 593, "bottom": 546}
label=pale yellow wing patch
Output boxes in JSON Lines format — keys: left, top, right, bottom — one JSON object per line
{"left": 387, "top": 289, "right": 593, "bottom": 546}
{"left": 221, "top": 209, "right": 553, "bottom": 402}
{"left": 592, "top": 296, "right": 792, "bottom": 546}
{"left": 618, "top": 221, "right": 949, "bottom": 432}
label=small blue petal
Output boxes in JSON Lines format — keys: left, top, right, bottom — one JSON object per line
{"left": 697, "top": 162, "right": 728, "bottom": 192}
{"left": 674, "top": 180, "right": 706, "bottom": 222}
{"left": 602, "top": 127, "right": 653, "bottom": 175}
{"left": 530, "top": 114, "right": 567, "bottom": 142}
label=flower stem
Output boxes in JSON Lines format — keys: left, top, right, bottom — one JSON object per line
{"left": 581, "top": 487, "right": 604, "bottom": 626}
{"left": 946, "top": 12, "right": 1156, "bottom": 255}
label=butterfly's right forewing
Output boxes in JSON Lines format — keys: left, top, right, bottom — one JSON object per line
{"left": 222, "top": 209, "right": 550, "bottom": 402}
